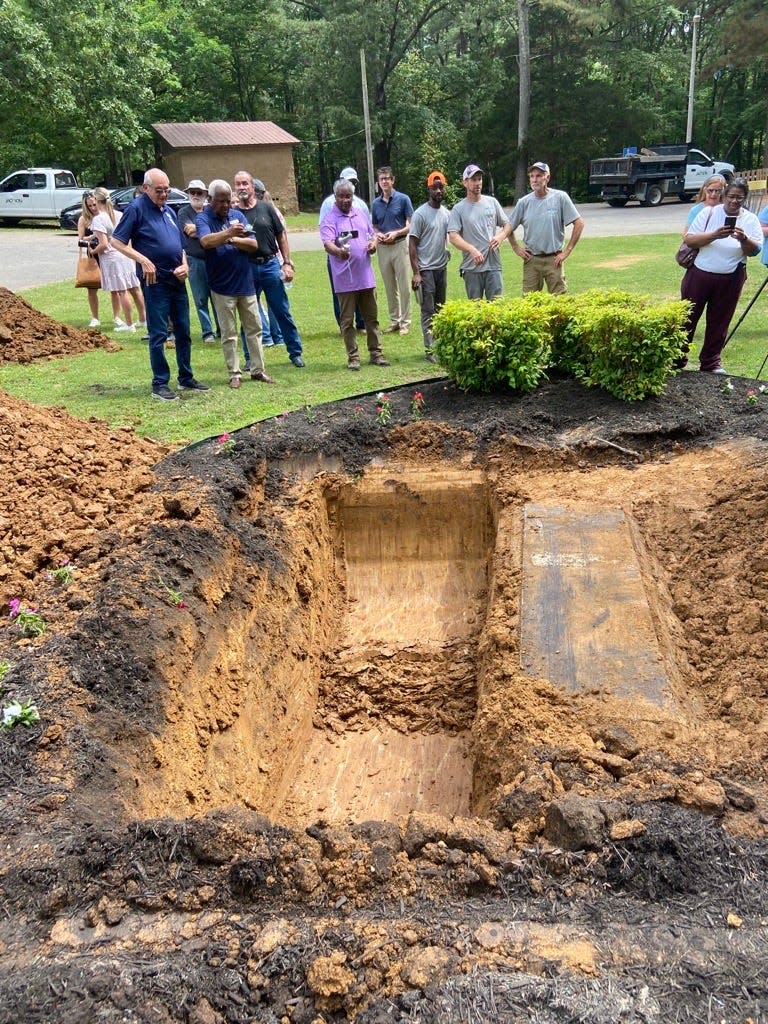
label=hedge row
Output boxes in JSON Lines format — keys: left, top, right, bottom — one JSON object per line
{"left": 431, "top": 290, "right": 690, "bottom": 402}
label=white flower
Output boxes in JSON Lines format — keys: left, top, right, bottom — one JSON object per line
{"left": 2, "top": 702, "right": 22, "bottom": 726}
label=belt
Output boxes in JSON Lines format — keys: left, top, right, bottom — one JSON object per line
{"left": 532, "top": 251, "right": 561, "bottom": 257}
{"left": 251, "top": 254, "right": 277, "bottom": 264}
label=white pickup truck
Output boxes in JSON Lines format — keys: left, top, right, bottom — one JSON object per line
{"left": 0, "top": 168, "right": 84, "bottom": 224}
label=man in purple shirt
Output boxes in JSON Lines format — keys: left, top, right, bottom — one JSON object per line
{"left": 111, "top": 167, "right": 209, "bottom": 401}
{"left": 320, "top": 179, "right": 390, "bottom": 371}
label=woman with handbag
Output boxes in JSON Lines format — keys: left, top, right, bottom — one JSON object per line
{"left": 679, "top": 177, "right": 762, "bottom": 374}
{"left": 90, "top": 187, "right": 146, "bottom": 333}
{"left": 676, "top": 175, "right": 727, "bottom": 271}
{"left": 77, "top": 191, "right": 102, "bottom": 326}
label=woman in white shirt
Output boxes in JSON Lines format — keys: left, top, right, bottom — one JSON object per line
{"left": 680, "top": 178, "right": 762, "bottom": 373}
{"left": 91, "top": 187, "right": 146, "bottom": 333}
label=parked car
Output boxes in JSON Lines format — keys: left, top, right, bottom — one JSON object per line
{"left": 58, "top": 185, "right": 190, "bottom": 230}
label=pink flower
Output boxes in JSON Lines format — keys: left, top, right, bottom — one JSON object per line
{"left": 9, "top": 598, "right": 21, "bottom": 619}
{"left": 218, "top": 433, "right": 231, "bottom": 444}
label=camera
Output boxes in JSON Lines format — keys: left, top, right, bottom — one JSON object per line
{"left": 78, "top": 238, "right": 99, "bottom": 249}
{"left": 336, "top": 230, "right": 359, "bottom": 247}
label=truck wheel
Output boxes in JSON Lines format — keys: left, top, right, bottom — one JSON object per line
{"left": 678, "top": 193, "right": 694, "bottom": 203}
{"left": 642, "top": 185, "right": 663, "bottom": 207}
{"left": 607, "top": 198, "right": 629, "bottom": 208}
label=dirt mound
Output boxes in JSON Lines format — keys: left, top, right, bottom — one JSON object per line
{"left": 0, "top": 287, "right": 118, "bottom": 363}
{"left": 2, "top": 366, "right": 768, "bottom": 1022}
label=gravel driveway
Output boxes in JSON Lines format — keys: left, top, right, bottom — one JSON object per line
{"left": 0, "top": 201, "right": 688, "bottom": 293}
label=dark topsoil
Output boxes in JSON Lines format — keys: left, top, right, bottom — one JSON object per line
{"left": 2, "top": 311, "right": 768, "bottom": 1023}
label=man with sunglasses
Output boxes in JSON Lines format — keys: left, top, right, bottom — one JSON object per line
{"left": 112, "top": 168, "right": 209, "bottom": 400}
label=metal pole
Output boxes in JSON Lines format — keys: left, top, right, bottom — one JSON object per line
{"left": 725, "top": 273, "right": 768, "bottom": 347}
{"left": 686, "top": 12, "right": 701, "bottom": 144}
{"left": 360, "top": 48, "right": 375, "bottom": 207}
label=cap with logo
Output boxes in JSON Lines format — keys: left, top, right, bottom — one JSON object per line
{"left": 252, "top": 178, "right": 266, "bottom": 193}
{"left": 529, "top": 162, "right": 550, "bottom": 174}
{"left": 340, "top": 167, "right": 359, "bottom": 182}
{"left": 462, "top": 164, "right": 483, "bottom": 179}
{"left": 427, "top": 171, "right": 447, "bottom": 186}
{"left": 186, "top": 179, "right": 206, "bottom": 192}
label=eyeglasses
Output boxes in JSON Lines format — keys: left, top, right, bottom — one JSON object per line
{"left": 83, "top": 191, "right": 93, "bottom": 198}
{"left": 724, "top": 194, "right": 745, "bottom": 204}
{"left": 705, "top": 188, "right": 723, "bottom": 194}
{"left": 188, "top": 190, "right": 205, "bottom": 196}
{"left": 151, "top": 186, "right": 171, "bottom": 194}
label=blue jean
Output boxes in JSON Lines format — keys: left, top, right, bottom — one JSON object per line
{"left": 187, "top": 255, "right": 219, "bottom": 337}
{"left": 242, "top": 299, "right": 282, "bottom": 363}
{"left": 250, "top": 258, "right": 302, "bottom": 359}
{"left": 145, "top": 277, "right": 194, "bottom": 388}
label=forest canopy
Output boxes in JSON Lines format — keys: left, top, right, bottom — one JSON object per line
{"left": 0, "top": 0, "right": 766, "bottom": 204}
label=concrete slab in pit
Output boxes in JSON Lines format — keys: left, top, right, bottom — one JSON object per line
{"left": 520, "top": 503, "right": 672, "bottom": 709}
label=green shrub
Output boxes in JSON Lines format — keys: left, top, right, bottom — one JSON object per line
{"left": 432, "top": 290, "right": 690, "bottom": 402}
{"left": 432, "top": 297, "right": 554, "bottom": 393}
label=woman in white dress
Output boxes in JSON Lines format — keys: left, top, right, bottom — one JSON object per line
{"left": 91, "top": 187, "right": 146, "bottom": 333}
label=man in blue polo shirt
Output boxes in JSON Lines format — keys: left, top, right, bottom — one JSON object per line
{"left": 112, "top": 168, "right": 209, "bottom": 401}
{"left": 372, "top": 165, "right": 414, "bottom": 334}
{"left": 196, "top": 179, "right": 274, "bottom": 390}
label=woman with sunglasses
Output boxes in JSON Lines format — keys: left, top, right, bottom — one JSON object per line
{"left": 684, "top": 175, "right": 728, "bottom": 232}
{"left": 77, "top": 192, "right": 101, "bottom": 327}
{"left": 680, "top": 177, "right": 762, "bottom": 373}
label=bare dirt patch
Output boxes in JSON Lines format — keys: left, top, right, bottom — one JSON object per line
{"left": 2, "top": 293, "right": 768, "bottom": 1023}
{"left": 0, "top": 287, "right": 117, "bottom": 364}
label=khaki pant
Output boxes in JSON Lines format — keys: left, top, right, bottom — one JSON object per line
{"left": 522, "top": 254, "right": 566, "bottom": 295}
{"left": 377, "top": 239, "right": 411, "bottom": 328}
{"left": 338, "top": 288, "right": 384, "bottom": 364}
{"left": 211, "top": 291, "right": 264, "bottom": 378}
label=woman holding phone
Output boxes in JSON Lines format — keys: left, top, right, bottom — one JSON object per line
{"left": 680, "top": 178, "right": 762, "bottom": 373}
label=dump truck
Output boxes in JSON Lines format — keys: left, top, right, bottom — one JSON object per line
{"left": 589, "top": 145, "right": 735, "bottom": 207}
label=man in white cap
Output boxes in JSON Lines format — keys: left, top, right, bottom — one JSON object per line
{"left": 177, "top": 179, "right": 219, "bottom": 343}
{"left": 319, "top": 167, "right": 368, "bottom": 329}
{"left": 447, "top": 164, "right": 510, "bottom": 299}
{"left": 508, "top": 161, "right": 583, "bottom": 294}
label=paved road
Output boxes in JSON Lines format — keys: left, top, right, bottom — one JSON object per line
{"left": 0, "top": 200, "right": 690, "bottom": 293}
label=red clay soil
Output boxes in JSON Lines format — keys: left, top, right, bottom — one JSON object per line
{"left": 1, "top": 289, "right": 768, "bottom": 1024}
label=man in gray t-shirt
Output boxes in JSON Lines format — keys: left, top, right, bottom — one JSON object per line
{"left": 509, "top": 161, "right": 584, "bottom": 294}
{"left": 447, "top": 164, "right": 510, "bottom": 300}
{"left": 408, "top": 170, "right": 451, "bottom": 361}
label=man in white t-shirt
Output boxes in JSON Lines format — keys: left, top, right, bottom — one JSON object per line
{"left": 509, "top": 161, "right": 584, "bottom": 294}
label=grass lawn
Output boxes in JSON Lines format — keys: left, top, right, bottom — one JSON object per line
{"left": 4, "top": 233, "right": 768, "bottom": 447}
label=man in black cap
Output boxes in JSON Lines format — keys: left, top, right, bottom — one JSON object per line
{"left": 508, "top": 161, "right": 584, "bottom": 294}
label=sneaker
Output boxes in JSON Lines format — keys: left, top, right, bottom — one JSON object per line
{"left": 262, "top": 340, "right": 275, "bottom": 348}
{"left": 114, "top": 317, "right": 126, "bottom": 328}
{"left": 250, "top": 371, "right": 276, "bottom": 383}
{"left": 167, "top": 332, "right": 176, "bottom": 344}
{"left": 88, "top": 317, "right": 100, "bottom": 328}
{"left": 370, "top": 354, "right": 390, "bottom": 367}
{"left": 202, "top": 333, "right": 216, "bottom": 344}
{"left": 291, "top": 355, "right": 306, "bottom": 368}
{"left": 229, "top": 376, "right": 241, "bottom": 389}
{"left": 348, "top": 360, "right": 361, "bottom": 371}
{"left": 382, "top": 324, "right": 400, "bottom": 334}
{"left": 151, "top": 385, "right": 178, "bottom": 401}
{"left": 425, "top": 351, "right": 436, "bottom": 364}
{"left": 178, "top": 378, "right": 211, "bottom": 392}
{"left": 165, "top": 339, "right": 176, "bottom": 350}
{"left": 114, "top": 323, "right": 136, "bottom": 333}
{"left": 136, "top": 321, "right": 147, "bottom": 329}
{"left": 712, "top": 366, "right": 727, "bottom": 375}
{"left": 398, "top": 325, "right": 409, "bottom": 335}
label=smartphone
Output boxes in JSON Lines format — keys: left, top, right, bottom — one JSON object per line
{"left": 724, "top": 215, "right": 737, "bottom": 230}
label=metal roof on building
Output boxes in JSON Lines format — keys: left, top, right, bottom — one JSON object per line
{"left": 152, "top": 122, "right": 300, "bottom": 148}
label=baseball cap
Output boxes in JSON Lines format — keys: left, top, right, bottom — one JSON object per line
{"left": 462, "top": 164, "right": 483, "bottom": 179}
{"left": 186, "top": 179, "right": 206, "bottom": 191}
{"left": 529, "top": 162, "right": 550, "bottom": 174}
{"left": 340, "top": 167, "right": 359, "bottom": 182}
{"left": 427, "top": 171, "right": 447, "bottom": 186}
{"left": 252, "top": 178, "right": 266, "bottom": 193}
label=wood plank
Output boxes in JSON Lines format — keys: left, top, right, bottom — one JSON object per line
{"left": 520, "top": 504, "right": 672, "bottom": 709}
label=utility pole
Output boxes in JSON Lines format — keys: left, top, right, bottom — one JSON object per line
{"left": 360, "top": 48, "right": 375, "bottom": 206}
{"left": 686, "top": 11, "right": 701, "bottom": 145}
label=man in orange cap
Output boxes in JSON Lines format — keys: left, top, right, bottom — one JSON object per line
{"left": 408, "top": 171, "right": 450, "bottom": 363}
